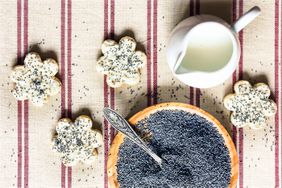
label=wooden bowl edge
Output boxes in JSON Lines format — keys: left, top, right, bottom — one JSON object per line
{"left": 107, "top": 102, "right": 238, "bottom": 188}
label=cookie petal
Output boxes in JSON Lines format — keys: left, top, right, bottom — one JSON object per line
{"left": 49, "top": 77, "right": 61, "bottom": 95}
{"left": 89, "top": 130, "right": 103, "bottom": 148}
{"left": 245, "top": 111, "right": 267, "bottom": 129}
{"left": 43, "top": 59, "right": 59, "bottom": 76}
{"left": 51, "top": 138, "right": 60, "bottom": 152}
{"left": 61, "top": 155, "right": 78, "bottom": 166}
{"left": 30, "top": 94, "right": 47, "bottom": 106}
{"left": 11, "top": 66, "right": 25, "bottom": 82}
{"left": 101, "top": 39, "right": 119, "bottom": 57}
{"left": 234, "top": 80, "right": 252, "bottom": 94}
{"left": 249, "top": 122, "right": 266, "bottom": 129}
{"left": 131, "top": 51, "right": 146, "bottom": 68}
{"left": 254, "top": 83, "right": 271, "bottom": 99}
{"left": 24, "top": 52, "right": 42, "bottom": 69}
{"left": 74, "top": 115, "right": 92, "bottom": 130}
{"left": 261, "top": 99, "right": 277, "bottom": 116}
{"left": 106, "top": 74, "right": 123, "bottom": 88}
{"left": 80, "top": 147, "right": 97, "bottom": 164}
{"left": 96, "top": 56, "right": 112, "bottom": 74}
{"left": 230, "top": 112, "right": 247, "bottom": 128}
{"left": 52, "top": 136, "right": 69, "bottom": 154}
{"left": 124, "top": 72, "right": 140, "bottom": 85}
{"left": 56, "top": 118, "right": 72, "bottom": 133}
{"left": 119, "top": 36, "right": 136, "bottom": 55}
{"left": 223, "top": 94, "right": 237, "bottom": 111}
{"left": 53, "top": 117, "right": 103, "bottom": 166}
{"left": 12, "top": 85, "right": 29, "bottom": 100}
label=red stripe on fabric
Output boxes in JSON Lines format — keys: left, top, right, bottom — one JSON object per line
{"left": 238, "top": 129, "right": 244, "bottom": 187}
{"left": 110, "top": 88, "right": 115, "bottom": 142}
{"left": 238, "top": 0, "right": 244, "bottom": 187}
{"left": 110, "top": 88, "right": 115, "bottom": 141}
{"left": 110, "top": 0, "right": 116, "bottom": 141}
{"left": 67, "top": 167, "right": 72, "bottom": 188}
{"left": 110, "top": 0, "right": 115, "bottom": 39}
{"left": 17, "top": 0, "right": 21, "bottom": 63}
{"left": 276, "top": 6, "right": 282, "bottom": 187}
{"left": 23, "top": 0, "right": 29, "bottom": 187}
{"left": 67, "top": 0, "right": 72, "bottom": 187}
{"left": 103, "top": 73, "right": 109, "bottom": 186}
{"left": 195, "top": 89, "right": 200, "bottom": 107}
{"left": 195, "top": 0, "right": 200, "bottom": 107}
{"left": 60, "top": 0, "right": 66, "bottom": 187}
{"left": 190, "top": 88, "right": 194, "bottom": 105}
{"left": 232, "top": 72, "right": 237, "bottom": 147}
{"left": 232, "top": 127, "right": 237, "bottom": 152}
{"left": 238, "top": 0, "right": 243, "bottom": 80}
{"left": 103, "top": 117, "right": 109, "bottom": 188}
{"left": 17, "top": 0, "right": 22, "bottom": 187}
{"left": 61, "top": 165, "right": 66, "bottom": 188}
{"left": 195, "top": 0, "right": 200, "bottom": 15}
{"left": 23, "top": 0, "right": 28, "bottom": 53}
{"left": 279, "top": 0, "right": 282, "bottom": 185}
{"left": 231, "top": 0, "right": 238, "bottom": 148}
{"left": 274, "top": 0, "right": 280, "bottom": 186}
{"left": 232, "top": 0, "right": 237, "bottom": 23}
{"left": 17, "top": 102, "right": 22, "bottom": 188}
{"left": 189, "top": 0, "right": 194, "bottom": 16}
{"left": 104, "top": 0, "right": 109, "bottom": 39}
{"left": 104, "top": 1, "right": 109, "bottom": 187}
{"left": 147, "top": 0, "right": 152, "bottom": 106}
{"left": 153, "top": 0, "right": 158, "bottom": 104}
{"left": 189, "top": 1, "right": 195, "bottom": 106}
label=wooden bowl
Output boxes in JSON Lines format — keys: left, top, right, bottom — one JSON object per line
{"left": 107, "top": 102, "right": 238, "bottom": 188}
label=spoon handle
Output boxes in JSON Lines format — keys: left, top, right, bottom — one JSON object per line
{"left": 103, "top": 107, "right": 162, "bottom": 167}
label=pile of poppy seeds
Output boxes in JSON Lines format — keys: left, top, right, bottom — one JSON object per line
{"left": 117, "top": 110, "right": 231, "bottom": 188}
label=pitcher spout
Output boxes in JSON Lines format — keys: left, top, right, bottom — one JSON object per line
{"left": 173, "top": 52, "right": 194, "bottom": 75}
{"left": 174, "top": 65, "right": 194, "bottom": 75}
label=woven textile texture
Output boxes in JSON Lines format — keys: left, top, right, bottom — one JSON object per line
{"left": 0, "top": 0, "right": 281, "bottom": 187}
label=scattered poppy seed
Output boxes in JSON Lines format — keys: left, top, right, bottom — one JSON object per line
{"left": 117, "top": 110, "right": 231, "bottom": 188}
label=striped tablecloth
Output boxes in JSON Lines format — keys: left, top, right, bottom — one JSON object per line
{"left": 0, "top": 0, "right": 281, "bottom": 187}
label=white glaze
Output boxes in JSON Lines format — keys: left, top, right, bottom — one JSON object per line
{"left": 11, "top": 52, "right": 61, "bottom": 106}
{"left": 52, "top": 115, "right": 103, "bottom": 166}
{"left": 224, "top": 80, "right": 277, "bottom": 129}
{"left": 97, "top": 36, "right": 146, "bottom": 88}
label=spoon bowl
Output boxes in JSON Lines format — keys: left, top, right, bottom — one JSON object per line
{"left": 103, "top": 107, "right": 163, "bottom": 167}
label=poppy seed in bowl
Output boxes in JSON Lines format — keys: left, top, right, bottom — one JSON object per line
{"left": 117, "top": 110, "right": 231, "bottom": 188}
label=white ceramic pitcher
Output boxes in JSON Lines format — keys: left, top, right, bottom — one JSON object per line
{"left": 167, "top": 6, "right": 261, "bottom": 88}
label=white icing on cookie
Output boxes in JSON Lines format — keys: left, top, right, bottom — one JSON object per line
{"left": 224, "top": 80, "right": 277, "bottom": 129}
{"left": 96, "top": 36, "right": 146, "bottom": 88}
{"left": 11, "top": 52, "right": 61, "bottom": 106}
{"left": 52, "top": 115, "right": 103, "bottom": 166}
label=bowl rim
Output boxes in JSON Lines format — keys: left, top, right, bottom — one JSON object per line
{"left": 107, "top": 102, "right": 239, "bottom": 188}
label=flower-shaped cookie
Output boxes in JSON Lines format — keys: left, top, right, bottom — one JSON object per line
{"left": 224, "top": 80, "right": 277, "bottom": 129}
{"left": 96, "top": 36, "right": 146, "bottom": 88}
{"left": 11, "top": 52, "right": 61, "bottom": 106}
{"left": 52, "top": 115, "right": 103, "bottom": 166}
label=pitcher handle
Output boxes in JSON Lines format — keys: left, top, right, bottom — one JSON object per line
{"left": 232, "top": 6, "right": 261, "bottom": 33}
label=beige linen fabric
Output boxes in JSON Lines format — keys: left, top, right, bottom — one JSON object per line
{"left": 0, "top": 0, "right": 281, "bottom": 188}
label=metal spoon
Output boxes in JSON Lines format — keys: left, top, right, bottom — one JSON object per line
{"left": 103, "top": 107, "right": 163, "bottom": 168}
